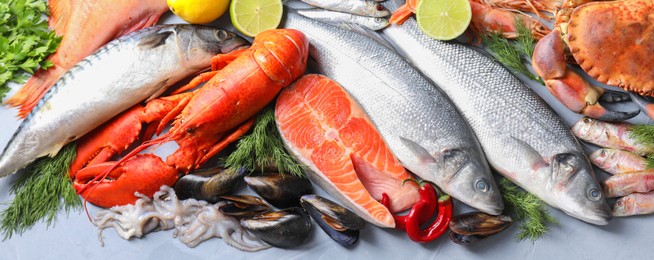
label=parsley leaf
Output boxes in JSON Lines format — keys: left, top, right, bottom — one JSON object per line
{"left": 0, "top": 0, "right": 61, "bottom": 101}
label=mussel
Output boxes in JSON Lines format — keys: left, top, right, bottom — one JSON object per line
{"left": 448, "top": 232, "right": 484, "bottom": 245}
{"left": 244, "top": 173, "right": 313, "bottom": 208}
{"left": 218, "top": 195, "right": 273, "bottom": 218}
{"left": 240, "top": 207, "right": 312, "bottom": 248}
{"left": 448, "top": 212, "right": 512, "bottom": 245}
{"left": 174, "top": 167, "right": 246, "bottom": 203}
{"left": 300, "top": 194, "right": 365, "bottom": 247}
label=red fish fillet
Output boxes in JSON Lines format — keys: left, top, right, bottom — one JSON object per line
{"left": 5, "top": 0, "right": 169, "bottom": 117}
{"left": 275, "top": 74, "right": 419, "bottom": 228}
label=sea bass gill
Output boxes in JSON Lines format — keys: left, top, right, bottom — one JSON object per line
{"left": 380, "top": 0, "right": 610, "bottom": 224}
{"left": 0, "top": 25, "right": 249, "bottom": 177}
{"left": 281, "top": 11, "right": 504, "bottom": 215}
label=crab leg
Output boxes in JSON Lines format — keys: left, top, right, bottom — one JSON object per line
{"left": 532, "top": 28, "right": 639, "bottom": 121}
{"left": 629, "top": 93, "right": 654, "bottom": 121}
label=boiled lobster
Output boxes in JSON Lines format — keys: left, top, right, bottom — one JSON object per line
{"left": 69, "top": 29, "right": 309, "bottom": 208}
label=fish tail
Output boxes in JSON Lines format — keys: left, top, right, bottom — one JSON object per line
{"left": 5, "top": 65, "right": 66, "bottom": 118}
{"left": 48, "top": 0, "right": 74, "bottom": 35}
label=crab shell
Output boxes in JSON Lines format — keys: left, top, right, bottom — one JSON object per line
{"left": 566, "top": 0, "right": 654, "bottom": 96}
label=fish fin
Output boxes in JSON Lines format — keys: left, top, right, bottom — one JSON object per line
{"left": 339, "top": 23, "right": 397, "bottom": 52}
{"left": 550, "top": 153, "right": 583, "bottom": 187}
{"left": 45, "top": 143, "right": 65, "bottom": 158}
{"left": 399, "top": 136, "right": 437, "bottom": 164}
{"left": 507, "top": 137, "right": 549, "bottom": 173}
{"left": 116, "top": 13, "right": 164, "bottom": 38}
{"left": 145, "top": 78, "right": 170, "bottom": 102}
{"left": 138, "top": 31, "right": 174, "bottom": 49}
{"left": 48, "top": 0, "right": 74, "bottom": 35}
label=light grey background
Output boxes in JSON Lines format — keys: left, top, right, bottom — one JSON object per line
{"left": 0, "top": 11, "right": 651, "bottom": 260}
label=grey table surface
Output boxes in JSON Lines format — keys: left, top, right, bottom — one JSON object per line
{"left": 1, "top": 11, "right": 651, "bottom": 260}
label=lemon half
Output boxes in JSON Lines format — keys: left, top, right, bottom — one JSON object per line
{"left": 167, "top": 0, "right": 230, "bottom": 24}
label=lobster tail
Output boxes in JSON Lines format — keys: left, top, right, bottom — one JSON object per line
{"left": 252, "top": 29, "right": 309, "bottom": 84}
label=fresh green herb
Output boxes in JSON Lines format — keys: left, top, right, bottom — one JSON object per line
{"left": 514, "top": 17, "right": 536, "bottom": 58}
{"left": 0, "top": 143, "right": 80, "bottom": 240}
{"left": 628, "top": 124, "right": 654, "bottom": 168}
{"left": 225, "top": 106, "right": 305, "bottom": 177}
{"left": 630, "top": 124, "right": 654, "bottom": 152}
{"left": 500, "top": 177, "right": 558, "bottom": 242}
{"left": 482, "top": 17, "right": 543, "bottom": 84}
{"left": 484, "top": 31, "right": 542, "bottom": 83}
{"left": 0, "top": 0, "right": 61, "bottom": 100}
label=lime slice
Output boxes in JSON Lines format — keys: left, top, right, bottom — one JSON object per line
{"left": 416, "top": 0, "right": 472, "bottom": 40}
{"left": 230, "top": 0, "right": 283, "bottom": 37}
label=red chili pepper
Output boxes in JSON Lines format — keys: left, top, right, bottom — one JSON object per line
{"left": 381, "top": 180, "right": 438, "bottom": 230}
{"left": 405, "top": 194, "right": 453, "bottom": 243}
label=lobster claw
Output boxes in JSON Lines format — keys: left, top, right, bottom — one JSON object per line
{"left": 69, "top": 106, "right": 146, "bottom": 178}
{"left": 73, "top": 154, "right": 179, "bottom": 208}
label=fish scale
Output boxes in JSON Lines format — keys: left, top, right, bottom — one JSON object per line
{"left": 282, "top": 11, "right": 504, "bottom": 215}
{"left": 0, "top": 25, "right": 249, "bottom": 177}
{"left": 381, "top": 11, "right": 611, "bottom": 224}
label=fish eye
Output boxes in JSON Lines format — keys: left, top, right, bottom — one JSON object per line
{"left": 216, "top": 30, "right": 229, "bottom": 40}
{"left": 599, "top": 149, "right": 607, "bottom": 157}
{"left": 475, "top": 179, "right": 489, "bottom": 192}
{"left": 583, "top": 117, "right": 593, "bottom": 124}
{"left": 375, "top": 17, "right": 383, "bottom": 23}
{"left": 376, "top": 4, "right": 385, "bottom": 11}
{"left": 588, "top": 188, "right": 602, "bottom": 201}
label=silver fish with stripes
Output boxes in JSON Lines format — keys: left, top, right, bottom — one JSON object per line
{"left": 0, "top": 24, "right": 248, "bottom": 177}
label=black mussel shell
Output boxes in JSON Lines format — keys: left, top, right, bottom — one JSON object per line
{"left": 449, "top": 231, "right": 485, "bottom": 245}
{"left": 244, "top": 173, "right": 313, "bottom": 208}
{"left": 174, "top": 167, "right": 245, "bottom": 203}
{"left": 301, "top": 195, "right": 365, "bottom": 230}
{"left": 449, "top": 212, "right": 512, "bottom": 237}
{"left": 241, "top": 207, "right": 312, "bottom": 248}
{"left": 300, "top": 194, "right": 365, "bottom": 247}
{"left": 218, "top": 195, "right": 272, "bottom": 218}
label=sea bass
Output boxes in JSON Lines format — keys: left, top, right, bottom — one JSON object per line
{"left": 380, "top": 1, "right": 611, "bottom": 224}
{"left": 5, "top": 0, "right": 170, "bottom": 117}
{"left": 281, "top": 11, "right": 504, "bottom": 215}
{"left": 0, "top": 25, "right": 248, "bottom": 177}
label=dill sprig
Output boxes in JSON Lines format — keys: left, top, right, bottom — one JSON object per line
{"left": 482, "top": 18, "right": 543, "bottom": 84}
{"left": 628, "top": 124, "right": 654, "bottom": 168}
{"left": 629, "top": 124, "right": 654, "bottom": 152}
{"left": 225, "top": 106, "right": 305, "bottom": 177}
{"left": 0, "top": 142, "right": 80, "bottom": 240}
{"left": 500, "top": 177, "right": 558, "bottom": 242}
{"left": 515, "top": 17, "right": 536, "bottom": 58}
{"left": 483, "top": 32, "right": 541, "bottom": 83}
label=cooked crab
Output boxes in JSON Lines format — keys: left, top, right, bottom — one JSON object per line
{"left": 532, "top": 0, "right": 653, "bottom": 120}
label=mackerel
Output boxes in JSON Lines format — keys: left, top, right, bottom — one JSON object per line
{"left": 380, "top": 0, "right": 610, "bottom": 224}
{"left": 281, "top": 11, "right": 504, "bottom": 215}
{"left": 0, "top": 25, "right": 248, "bottom": 177}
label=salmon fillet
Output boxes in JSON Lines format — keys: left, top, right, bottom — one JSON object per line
{"left": 275, "top": 74, "right": 419, "bottom": 228}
